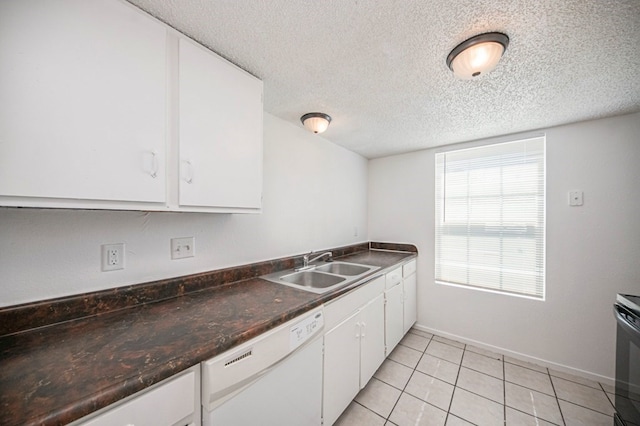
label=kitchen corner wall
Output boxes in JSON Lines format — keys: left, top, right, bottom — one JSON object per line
{"left": 0, "top": 113, "right": 368, "bottom": 307}
{"left": 368, "top": 112, "right": 640, "bottom": 382}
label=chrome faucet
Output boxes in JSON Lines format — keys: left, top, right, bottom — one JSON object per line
{"left": 297, "top": 251, "right": 333, "bottom": 271}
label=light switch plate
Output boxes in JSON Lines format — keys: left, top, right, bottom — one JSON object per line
{"left": 171, "top": 237, "right": 195, "bottom": 259}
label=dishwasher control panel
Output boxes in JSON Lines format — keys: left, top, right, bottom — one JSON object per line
{"left": 290, "top": 310, "right": 324, "bottom": 350}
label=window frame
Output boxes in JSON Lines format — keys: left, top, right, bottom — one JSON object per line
{"left": 434, "top": 136, "right": 546, "bottom": 300}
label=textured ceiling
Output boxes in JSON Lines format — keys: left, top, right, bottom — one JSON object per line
{"left": 127, "top": 0, "right": 640, "bottom": 159}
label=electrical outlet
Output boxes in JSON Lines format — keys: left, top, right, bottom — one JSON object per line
{"left": 171, "top": 237, "right": 195, "bottom": 260}
{"left": 102, "top": 243, "right": 125, "bottom": 271}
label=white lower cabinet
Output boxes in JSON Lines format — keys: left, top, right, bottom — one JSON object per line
{"left": 322, "top": 276, "right": 385, "bottom": 426}
{"left": 385, "top": 282, "right": 404, "bottom": 354}
{"left": 359, "top": 293, "right": 386, "bottom": 386}
{"left": 323, "top": 309, "right": 362, "bottom": 425}
{"left": 72, "top": 365, "right": 200, "bottom": 426}
{"left": 403, "top": 272, "right": 417, "bottom": 334}
{"left": 385, "top": 259, "right": 418, "bottom": 353}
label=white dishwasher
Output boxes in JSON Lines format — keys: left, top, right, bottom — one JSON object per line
{"left": 201, "top": 306, "right": 324, "bottom": 426}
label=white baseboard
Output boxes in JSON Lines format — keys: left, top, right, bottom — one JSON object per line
{"left": 412, "top": 323, "right": 615, "bottom": 387}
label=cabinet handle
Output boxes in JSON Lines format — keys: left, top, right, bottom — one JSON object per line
{"left": 182, "top": 160, "right": 194, "bottom": 184}
{"left": 361, "top": 321, "right": 366, "bottom": 338}
{"left": 150, "top": 151, "right": 158, "bottom": 178}
{"left": 144, "top": 151, "right": 158, "bottom": 178}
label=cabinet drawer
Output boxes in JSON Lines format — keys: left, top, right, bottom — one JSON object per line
{"left": 324, "top": 276, "right": 385, "bottom": 331}
{"left": 385, "top": 267, "right": 402, "bottom": 289}
{"left": 403, "top": 259, "right": 416, "bottom": 277}
{"left": 78, "top": 369, "right": 196, "bottom": 426}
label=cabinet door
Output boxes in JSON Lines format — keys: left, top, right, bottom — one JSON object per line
{"left": 385, "top": 267, "right": 403, "bottom": 289}
{"left": 403, "top": 274, "right": 417, "bottom": 334}
{"left": 323, "top": 311, "right": 361, "bottom": 426}
{"left": 79, "top": 369, "right": 197, "bottom": 426}
{"left": 385, "top": 283, "right": 404, "bottom": 354}
{"left": 178, "top": 38, "right": 263, "bottom": 210}
{"left": 0, "top": 0, "right": 166, "bottom": 204}
{"left": 359, "top": 293, "right": 386, "bottom": 388}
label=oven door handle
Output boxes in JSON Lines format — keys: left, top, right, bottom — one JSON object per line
{"left": 614, "top": 303, "right": 640, "bottom": 347}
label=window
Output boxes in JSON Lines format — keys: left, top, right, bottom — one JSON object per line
{"left": 435, "top": 137, "right": 545, "bottom": 299}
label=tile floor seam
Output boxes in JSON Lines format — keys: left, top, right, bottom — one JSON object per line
{"left": 455, "top": 380, "right": 505, "bottom": 405}
{"left": 555, "top": 395, "right": 615, "bottom": 417}
{"left": 546, "top": 366, "right": 566, "bottom": 426}
{"left": 403, "top": 361, "right": 455, "bottom": 423}
{"left": 604, "top": 390, "right": 616, "bottom": 409}
{"left": 460, "top": 364, "right": 503, "bottom": 381}
{"left": 419, "top": 335, "right": 460, "bottom": 425}
{"left": 504, "top": 378, "right": 556, "bottom": 398}
{"left": 504, "top": 358, "right": 554, "bottom": 375}
{"left": 554, "top": 376, "right": 618, "bottom": 415}
{"left": 444, "top": 345, "right": 465, "bottom": 425}
{"left": 502, "top": 350, "right": 507, "bottom": 425}
{"left": 384, "top": 355, "right": 415, "bottom": 422}
{"left": 506, "top": 405, "right": 563, "bottom": 426}
{"left": 351, "top": 400, "right": 387, "bottom": 423}
{"left": 561, "top": 397, "right": 620, "bottom": 419}
{"left": 385, "top": 336, "right": 435, "bottom": 424}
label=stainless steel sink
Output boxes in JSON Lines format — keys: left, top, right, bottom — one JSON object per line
{"left": 315, "top": 263, "right": 370, "bottom": 276}
{"left": 261, "top": 261, "right": 380, "bottom": 293}
{"left": 280, "top": 271, "right": 346, "bottom": 288}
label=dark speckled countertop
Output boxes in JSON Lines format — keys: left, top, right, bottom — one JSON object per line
{"left": 0, "top": 243, "right": 416, "bottom": 426}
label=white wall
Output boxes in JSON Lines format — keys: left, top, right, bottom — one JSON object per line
{"left": 368, "top": 112, "right": 640, "bottom": 382}
{"left": 0, "top": 113, "right": 368, "bottom": 306}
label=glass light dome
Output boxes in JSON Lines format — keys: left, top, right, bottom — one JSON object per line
{"left": 447, "top": 33, "right": 509, "bottom": 80}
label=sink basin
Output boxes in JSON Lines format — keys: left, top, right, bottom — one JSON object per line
{"left": 280, "top": 271, "right": 346, "bottom": 288}
{"left": 315, "top": 262, "right": 370, "bottom": 276}
{"left": 261, "top": 261, "right": 380, "bottom": 294}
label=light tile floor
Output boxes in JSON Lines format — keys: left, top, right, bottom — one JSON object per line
{"left": 335, "top": 328, "right": 616, "bottom": 426}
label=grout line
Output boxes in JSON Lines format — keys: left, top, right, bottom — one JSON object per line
{"left": 548, "top": 370, "right": 567, "bottom": 426}
{"left": 503, "top": 352, "right": 507, "bottom": 423}
{"left": 555, "top": 396, "right": 617, "bottom": 418}
{"left": 506, "top": 406, "right": 564, "bottom": 426}
{"left": 385, "top": 334, "right": 433, "bottom": 423}
{"left": 351, "top": 400, "right": 387, "bottom": 423}
{"left": 443, "top": 342, "right": 464, "bottom": 425}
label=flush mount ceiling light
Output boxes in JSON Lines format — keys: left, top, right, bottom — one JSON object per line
{"left": 446, "top": 32, "right": 509, "bottom": 80}
{"left": 300, "top": 112, "right": 332, "bottom": 134}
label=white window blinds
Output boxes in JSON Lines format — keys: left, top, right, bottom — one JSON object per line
{"left": 435, "top": 137, "right": 546, "bottom": 299}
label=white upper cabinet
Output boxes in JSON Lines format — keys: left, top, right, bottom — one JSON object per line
{"left": 177, "top": 38, "right": 263, "bottom": 212}
{"left": 0, "top": 0, "right": 167, "bottom": 207}
{"left": 0, "top": 0, "right": 263, "bottom": 213}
